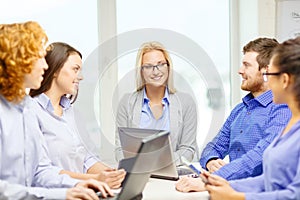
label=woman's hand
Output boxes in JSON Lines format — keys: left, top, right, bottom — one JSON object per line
{"left": 205, "top": 174, "right": 245, "bottom": 200}
{"left": 94, "top": 168, "right": 126, "bottom": 189}
{"left": 66, "top": 187, "right": 99, "bottom": 200}
{"left": 75, "top": 179, "right": 114, "bottom": 199}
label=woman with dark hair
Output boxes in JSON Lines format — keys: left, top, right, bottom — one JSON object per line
{"left": 0, "top": 21, "right": 112, "bottom": 200}
{"left": 30, "top": 42, "right": 126, "bottom": 189}
{"left": 202, "top": 36, "right": 300, "bottom": 200}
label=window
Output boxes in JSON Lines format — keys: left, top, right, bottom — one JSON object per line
{"left": 115, "top": 0, "right": 231, "bottom": 151}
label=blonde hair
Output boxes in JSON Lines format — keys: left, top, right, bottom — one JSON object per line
{"left": 0, "top": 21, "right": 48, "bottom": 102}
{"left": 135, "top": 41, "right": 176, "bottom": 93}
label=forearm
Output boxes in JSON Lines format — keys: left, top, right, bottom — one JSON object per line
{"left": 60, "top": 169, "right": 96, "bottom": 181}
{"left": 0, "top": 180, "right": 67, "bottom": 200}
{"left": 174, "top": 146, "right": 195, "bottom": 163}
{"left": 199, "top": 130, "right": 231, "bottom": 168}
{"left": 230, "top": 175, "right": 265, "bottom": 193}
{"left": 87, "top": 162, "right": 111, "bottom": 174}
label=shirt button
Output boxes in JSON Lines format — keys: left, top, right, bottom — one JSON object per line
{"left": 237, "top": 148, "right": 240, "bottom": 151}
{"left": 240, "top": 130, "right": 243, "bottom": 133}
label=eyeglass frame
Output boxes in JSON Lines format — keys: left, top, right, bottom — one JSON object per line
{"left": 262, "top": 71, "right": 282, "bottom": 82}
{"left": 141, "top": 62, "right": 169, "bottom": 71}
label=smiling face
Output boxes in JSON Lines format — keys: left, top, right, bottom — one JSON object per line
{"left": 141, "top": 50, "right": 169, "bottom": 88}
{"left": 53, "top": 53, "right": 83, "bottom": 95}
{"left": 238, "top": 51, "right": 267, "bottom": 96}
{"left": 24, "top": 56, "right": 48, "bottom": 89}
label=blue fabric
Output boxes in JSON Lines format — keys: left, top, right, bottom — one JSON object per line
{"left": 0, "top": 95, "right": 78, "bottom": 188}
{"left": 33, "top": 93, "right": 99, "bottom": 173}
{"left": 200, "top": 90, "right": 291, "bottom": 180}
{"left": 140, "top": 88, "right": 170, "bottom": 131}
{"left": 230, "top": 121, "right": 300, "bottom": 199}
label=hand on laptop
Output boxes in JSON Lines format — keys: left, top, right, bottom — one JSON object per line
{"left": 74, "top": 179, "right": 114, "bottom": 199}
{"left": 96, "top": 168, "right": 126, "bottom": 189}
{"left": 175, "top": 176, "right": 206, "bottom": 193}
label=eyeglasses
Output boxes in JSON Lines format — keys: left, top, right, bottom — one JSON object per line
{"left": 141, "top": 63, "right": 168, "bottom": 71}
{"left": 262, "top": 72, "right": 282, "bottom": 82}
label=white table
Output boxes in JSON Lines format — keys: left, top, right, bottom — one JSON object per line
{"left": 142, "top": 178, "right": 209, "bottom": 200}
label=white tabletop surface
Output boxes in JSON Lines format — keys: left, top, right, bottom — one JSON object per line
{"left": 142, "top": 178, "right": 209, "bottom": 200}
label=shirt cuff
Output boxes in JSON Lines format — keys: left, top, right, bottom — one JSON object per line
{"left": 28, "top": 187, "right": 67, "bottom": 199}
{"left": 84, "top": 157, "right": 100, "bottom": 173}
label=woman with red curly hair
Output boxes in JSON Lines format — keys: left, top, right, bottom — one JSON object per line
{"left": 0, "top": 21, "right": 113, "bottom": 200}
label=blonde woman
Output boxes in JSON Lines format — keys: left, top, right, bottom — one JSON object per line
{"left": 115, "top": 41, "right": 198, "bottom": 165}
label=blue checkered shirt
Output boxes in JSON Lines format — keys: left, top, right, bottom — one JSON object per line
{"left": 200, "top": 90, "right": 291, "bottom": 180}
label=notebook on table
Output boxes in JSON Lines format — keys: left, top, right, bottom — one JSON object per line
{"left": 118, "top": 127, "right": 192, "bottom": 181}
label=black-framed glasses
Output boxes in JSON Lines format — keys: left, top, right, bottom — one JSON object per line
{"left": 141, "top": 62, "right": 168, "bottom": 71}
{"left": 262, "top": 72, "right": 282, "bottom": 82}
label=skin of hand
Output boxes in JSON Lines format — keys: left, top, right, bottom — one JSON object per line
{"left": 66, "top": 187, "right": 101, "bottom": 200}
{"left": 206, "top": 159, "right": 227, "bottom": 173}
{"left": 75, "top": 179, "right": 114, "bottom": 199}
{"left": 94, "top": 168, "right": 126, "bottom": 189}
{"left": 175, "top": 176, "right": 206, "bottom": 193}
{"left": 204, "top": 173, "right": 245, "bottom": 200}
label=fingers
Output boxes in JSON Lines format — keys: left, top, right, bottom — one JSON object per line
{"left": 76, "top": 179, "right": 114, "bottom": 198}
{"left": 103, "top": 169, "right": 126, "bottom": 178}
{"left": 66, "top": 187, "right": 99, "bottom": 200}
{"left": 103, "top": 169, "right": 126, "bottom": 189}
{"left": 96, "top": 182, "right": 114, "bottom": 198}
{"left": 175, "top": 176, "right": 206, "bottom": 193}
{"left": 207, "top": 159, "right": 226, "bottom": 173}
{"left": 207, "top": 174, "right": 228, "bottom": 186}
{"left": 175, "top": 176, "right": 193, "bottom": 192}
{"left": 205, "top": 183, "right": 216, "bottom": 192}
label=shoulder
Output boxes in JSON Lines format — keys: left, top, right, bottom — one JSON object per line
{"left": 120, "top": 91, "right": 142, "bottom": 103}
{"left": 226, "top": 102, "right": 245, "bottom": 120}
{"left": 171, "top": 91, "right": 194, "bottom": 104}
{"left": 268, "top": 102, "right": 291, "bottom": 116}
{"left": 0, "top": 96, "right": 10, "bottom": 118}
{"left": 170, "top": 91, "right": 196, "bottom": 111}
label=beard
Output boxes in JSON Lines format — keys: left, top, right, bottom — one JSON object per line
{"left": 241, "top": 78, "right": 265, "bottom": 93}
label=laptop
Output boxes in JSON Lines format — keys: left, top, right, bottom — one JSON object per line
{"left": 118, "top": 127, "right": 183, "bottom": 181}
{"left": 98, "top": 131, "right": 170, "bottom": 200}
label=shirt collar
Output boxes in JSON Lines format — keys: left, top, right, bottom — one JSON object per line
{"left": 0, "top": 95, "right": 28, "bottom": 112}
{"left": 35, "top": 93, "right": 71, "bottom": 113}
{"left": 143, "top": 87, "right": 170, "bottom": 104}
{"left": 242, "top": 90, "right": 273, "bottom": 107}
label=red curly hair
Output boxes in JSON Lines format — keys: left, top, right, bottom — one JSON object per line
{"left": 0, "top": 21, "right": 48, "bottom": 103}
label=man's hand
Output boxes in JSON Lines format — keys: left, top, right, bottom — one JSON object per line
{"left": 75, "top": 179, "right": 114, "bottom": 199}
{"left": 175, "top": 176, "right": 206, "bottom": 193}
{"left": 206, "top": 159, "right": 226, "bottom": 173}
{"left": 95, "top": 168, "right": 126, "bottom": 189}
